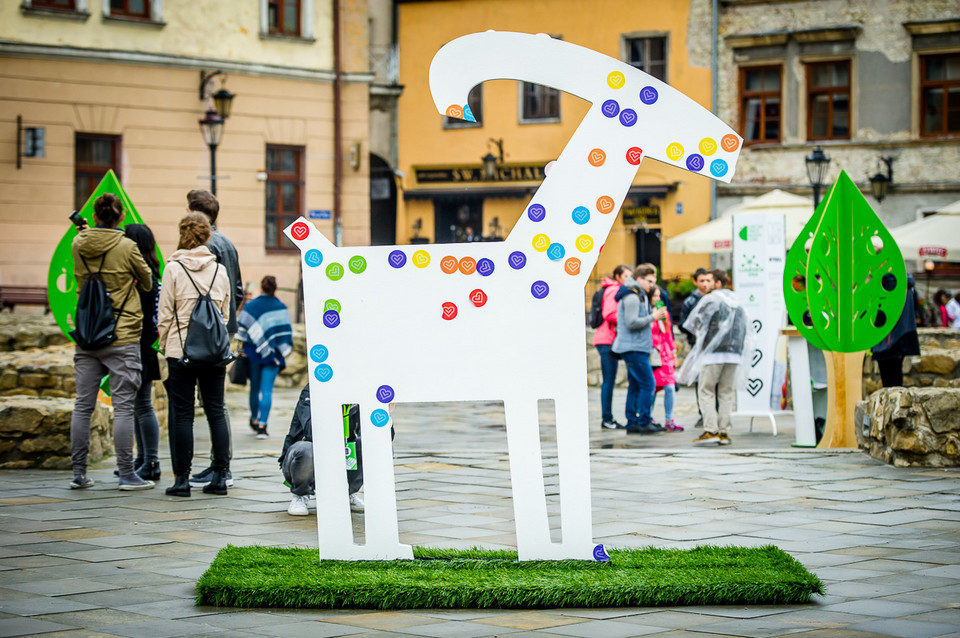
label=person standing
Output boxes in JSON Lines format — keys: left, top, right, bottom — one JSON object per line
{"left": 122, "top": 224, "right": 163, "bottom": 481}
{"left": 237, "top": 276, "right": 293, "bottom": 439}
{"left": 157, "top": 213, "right": 232, "bottom": 497}
{"left": 185, "top": 189, "right": 243, "bottom": 488}
{"left": 678, "top": 287, "right": 750, "bottom": 446}
{"left": 613, "top": 263, "right": 668, "bottom": 434}
{"left": 593, "top": 265, "right": 631, "bottom": 429}
{"left": 69, "top": 194, "right": 154, "bottom": 491}
{"left": 931, "top": 289, "right": 951, "bottom": 328}
{"left": 677, "top": 268, "right": 715, "bottom": 428}
{"left": 947, "top": 292, "right": 960, "bottom": 330}
{"left": 871, "top": 274, "right": 921, "bottom": 387}
{"left": 649, "top": 286, "right": 680, "bottom": 431}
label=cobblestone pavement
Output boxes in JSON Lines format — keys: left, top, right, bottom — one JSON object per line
{"left": 1, "top": 384, "right": 958, "bottom": 637}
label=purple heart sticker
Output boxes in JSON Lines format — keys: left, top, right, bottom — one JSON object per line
{"left": 323, "top": 310, "right": 340, "bottom": 328}
{"left": 376, "top": 384, "right": 395, "bottom": 403}
{"left": 509, "top": 251, "right": 527, "bottom": 270}
{"left": 640, "top": 86, "right": 658, "bottom": 105}
{"left": 686, "top": 154, "right": 705, "bottom": 171}
{"left": 388, "top": 250, "right": 406, "bottom": 268}
{"left": 601, "top": 99, "right": 620, "bottom": 118}
{"left": 527, "top": 203, "right": 546, "bottom": 222}
{"left": 593, "top": 544, "right": 610, "bottom": 562}
{"left": 531, "top": 280, "right": 549, "bottom": 299}
{"left": 477, "top": 258, "right": 495, "bottom": 276}
{"left": 619, "top": 108, "right": 637, "bottom": 127}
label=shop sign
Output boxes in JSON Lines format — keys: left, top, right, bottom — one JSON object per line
{"left": 415, "top": 164, "right": 546, "bottom": 184}
{"left": 622, "top": 206, "right": 661, "bottom": 225}
{"left": 919, "top": 246, "right": 947, "bottom": 258}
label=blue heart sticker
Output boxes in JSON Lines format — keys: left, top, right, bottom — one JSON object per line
{"left": 509, "top": 251, "right": 527, "bottom": 270}
{"left": 305, "top": 249, "right": 323, "bottom": 267}
{"left": 619, "top": 108, "right": 637, "bottom": 127}
{"left": 639, "top": 86, "right": 659, "bottom": 105}
{"left": 710, "top": 159, "right": 728, "bottom": 177}
{"left": 388, "top": 250, "right": 406, "bottom": 268}
{"left": 531, "top": 280, "right": 549, "bottom": 299}
{"left": 371, "top": 409, "right": 390, "bottom": 427}
{"left": 310, "top": 344, "right": 329, "bottom": 363}
{"left": 314, "top": 364, "right": 333, "bottom": 383}
{"left": 376, "top": 385, "right": 395, "bottom": 403}
{"left": 601, "top": 99, "right": 620, "bottom": 118}
{"left": 547, "top": 243, "right": 565, "bottom": 261}
{"left": 572, "top": 206, "right": 590, "bottom": 225}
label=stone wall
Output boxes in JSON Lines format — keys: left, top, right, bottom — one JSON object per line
{"left": 0, "top": 396, "right": 113, "bottom": 469}
{"left": 0, "top": 313, "right": 70, "bottom": 352}
{"left": 863, "top": 329, "right": 960, "bottom": 395}
{"left": 856, "top": 387, "right": 960, "bottom": 468}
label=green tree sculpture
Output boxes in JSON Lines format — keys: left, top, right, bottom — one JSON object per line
{"left": 783, "top": 170, "right": 906, "bottom": 353}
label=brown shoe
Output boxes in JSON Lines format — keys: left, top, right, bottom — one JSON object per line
{"left": 718, "top": 433, "right": 731, "bottom": 446}
{"left": 693, "top": 432, "right": 721, "bottom": 446}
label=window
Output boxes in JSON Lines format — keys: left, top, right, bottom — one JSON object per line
{"left": 75, "top": 133, "right": 120, "bottom": 210}
{"left": 740, "top": 66, "right": 781, "bottom": 144}
{"left": 920, "top": 53, "right": 960, "bottom": 136}
{"left": 520, "top": 82, "right": 560, "bottom": 122}
{"left": 444, "top": 85, "right": 482, "bottom": 128}
{"left": 807, "top": 60, "right": 850, "bottom": 140}
{"left": 268, "top": 0, "right": 300, "bottom": 36}
{"left": 626, "top": 36, "right": 667, "bottom": 81}
{"left": 265, "top": 145, "right": 304, "bottom": 249}
{"left": 108, "top": 0, "right": 149, "bottom": 19}
{"left": 31, "top": 0, "right": 76, "bottom": 9}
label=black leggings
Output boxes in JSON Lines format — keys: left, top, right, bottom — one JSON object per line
{"left": 165, "top": 358, "right": 230, "bottom": 477}
{"left": 877, "top": 357, "right": 904, "bottom": 388}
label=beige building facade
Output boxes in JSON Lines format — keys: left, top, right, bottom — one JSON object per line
{"left": 1, "top": 0, "right": 373, "bottom": 312}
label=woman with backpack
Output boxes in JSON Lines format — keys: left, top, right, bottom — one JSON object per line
{"left": 156, "top": 213, "right": 232, "bottom": 497}
{"left": 123, "top": 224, "right": 164, "bottom": 480}
{"left": 237, "top": 275, "right": 293, "bottom": 440}
{"left": 592, "top": 265, "right": 631, "bottom": 429}
{"left": 69, "top": 194, "right": 154, "bottom": 491}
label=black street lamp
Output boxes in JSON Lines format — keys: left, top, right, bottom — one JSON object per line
{"left": 805, "top": 145, "right": 831, "bottom": 209}
{"left": 481, "top": 138, "right": 504, "bottom": 180}
{"left": 868, "top": 156, "right": 895, "bottom": 204}
{"left": 198, "top": 72, "right": 235, "bottom": 196}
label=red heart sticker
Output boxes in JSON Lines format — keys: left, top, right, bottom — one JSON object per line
{"left": 469, "top": 289, "right": 487, "bottom": 307}
{"left": 291, "top": 222, "right": 309, "bottom": 241}
{"left": 441, "top": 302, "right": 458, "bottom": 320}
{"left": 626, "top": 147, "right": 643, "bottom": 165}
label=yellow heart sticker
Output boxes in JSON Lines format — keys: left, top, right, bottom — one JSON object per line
{"left": 576, "top": 235, "right": 594, "bottom": 253}
{"left": 606, "top": 71, "right": 625, "bottom": 89}
{"left": 666, "top": 143, "right": 684, "bottom": 161}
{"left": 413, "top": 250, "right": 430, "bottom": 268}
{"left": 532, "top": 234, "right": 550, "bottom": 252}
{"left": 699, "top": 138, "right": 717, "bottom": 156}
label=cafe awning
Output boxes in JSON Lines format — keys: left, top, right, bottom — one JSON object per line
{"left": 890, "top": 199, "right": 960, "bottom": 262}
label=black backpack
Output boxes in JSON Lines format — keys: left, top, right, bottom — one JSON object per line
{"left": 174, "top": 261, "right": 235, "bottom": 367}
{"left": 588, "top": 287, "right": 605, "bottom": 328}
{"left": 70, "top": 247, "right": 131, "bottom": 350}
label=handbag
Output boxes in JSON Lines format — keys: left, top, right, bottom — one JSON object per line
{"left": 649, "top": 347, "right": 663, "bottom": 368}
{"left": 228, "top": 355, "right": 249, "bottom": 386}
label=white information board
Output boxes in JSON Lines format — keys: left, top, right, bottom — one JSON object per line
{"left": 732, "top": 213, "right": 786, "bottom": 429}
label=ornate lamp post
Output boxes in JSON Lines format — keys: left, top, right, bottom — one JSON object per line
{"left": 198, "top": 73, "right": 235, "bottom": 196}
{"left": 805, "top": 145, "right": 831, "bottom": 209}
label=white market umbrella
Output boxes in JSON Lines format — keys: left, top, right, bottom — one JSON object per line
{"left": 666, "top": 189, "right": 814, "bottom": 254}
{"left": 890, "top": 199, "right": 960, "bottom": 262}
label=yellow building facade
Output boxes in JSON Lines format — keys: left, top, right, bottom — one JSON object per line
{"left": 0, "top": 0, "right": 372, "bottom": 312}
{"left": 396, "top": 0, "right": 717, "bottom": 289}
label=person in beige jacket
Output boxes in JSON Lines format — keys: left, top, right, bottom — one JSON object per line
{"left": 70, "top": 193, "right": 154, "bottom": 492}
{"left": 157, "top": 213, "right": 232, "bottom": 497}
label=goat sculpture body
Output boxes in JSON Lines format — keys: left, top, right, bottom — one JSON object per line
{"left": 285, "top": 31, "right": 742, "bottom": 561}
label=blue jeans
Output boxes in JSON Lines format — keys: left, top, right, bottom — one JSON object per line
{"left": 653, "top": 383, "right": 675, "bottom": 421}
{"left": 595, "top": 344, "right": 619, "bottom": 423}
{"left": 248, "top": 361, "right": 281, "bottom": 427}
{"left": 620, "top": 351, "right": 655, "bottom": 429}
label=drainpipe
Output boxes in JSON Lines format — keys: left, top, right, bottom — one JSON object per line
{"left": 333, "top": 0, "right": 344, "bottom": 246}
{"left": 710, "top": 0, "right": 719, "bottom": 269}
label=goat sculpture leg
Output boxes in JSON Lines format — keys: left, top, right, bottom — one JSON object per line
{"left": 504, "top": 399, "right": 553, "bottom": 559}
{"left": 554, "top": 390, "right": 594, "bottom": 559}
{"left": 312, "top": 398, "right": 356, "bottom": 559}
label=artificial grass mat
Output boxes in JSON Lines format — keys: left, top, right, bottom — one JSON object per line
{"left": 196, "top": 545, "right": 824, "bottom": 609}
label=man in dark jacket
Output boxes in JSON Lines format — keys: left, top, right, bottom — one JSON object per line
{"left": 281, "top": 385, "right": 365, "bottom": 515}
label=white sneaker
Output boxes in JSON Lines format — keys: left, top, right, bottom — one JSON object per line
{"left": 287, "top": 494, "right": 309, "bottom": 516}
{"left": 349, "top": 492, "right": 364, "bottom": 512}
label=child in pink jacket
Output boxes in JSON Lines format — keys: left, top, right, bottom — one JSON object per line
{"left": 650, "top": 286, "right": 681, "bottom": 431}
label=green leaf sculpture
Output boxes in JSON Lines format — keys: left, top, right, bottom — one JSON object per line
{"left": 783, "top": 170, "right": 906, "bottom": 353}
{"left": 46, "top": 170, "right": 165, "bottom": 340}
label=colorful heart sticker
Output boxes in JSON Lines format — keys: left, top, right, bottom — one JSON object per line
{"left": 666, "top": 143, "right": 684, "bottom": 161}
{"left": 388, "top": 250, "right": 406, "bottom": 268}
{"left": 532, "top": 234, "right": 550, "bottom": 252}
{"left": 323, "top": 310, "right": 341, "bottom": 328}
{"left": 376, "top": 385, "right": 395, "bottom": 403}
{"left": 626, "top": 147, "right": 644, "bottom": 165}
{"left": 565, "top": 258, "right": 581, "bottom": 275}
{"left": 458, "top": 257, "right": 477, "bottom": 275}
{"left": 462, "top": 103, "right": 475, "bottom": 122}
{"left": 441, "top": 302, "right": 458, "bottom": 320}
{"left": 477, "top": 258, "right": 495, "bottom": 276}
{"left": 324, "top": 299, "right": 341, "bottom": 313}
{"left": 606, "top": 71, "right": 625, "bottom": 89}
{"left": 531, "top": 280, "right": 550, "bottom": 299}
{"left": 686, "top": 154, "right": 705, "bottom": 171}
{"left": 710, "top": 159, "right": 729, "bottom": 177}
{"left": 310, "top": 344, "right": 329, "bottom": 363}
{"left": 370, "top": 408, "right": 390, "bottom": 427}
{"left": 547, "top": 243, "right": 565, "bottom": 261}
{"left": 721, "top": 133, "right": 740, "bottom": 152}
{"left": 596, "top": 195, "right": 616, "bottom": 214}
{"left": 588, "top": 148, "right": 606, "bottom": 167}
{"left": 413, "top": 250, "right": 430, "bottom": 268}
{"left": 445, "top": 104, "right": 464, "bottom": 119}
{"left": 470, "top": 289, "right": 487, "bottom": 307}
{"left": 639, "top": 86, "right": 658, "bottom": 105}
{"left": 619, "top": 108, "right": 637, "bottom": 127}
{"left": 314, "top": 364, "right": 333, "bottom": 382}
{"left": 601, "top": 99, "right": 620, "bottom": 117}
{"left": 572, "top": 206, "right": 590, "bottom": 225}
{"left": 593, "top": 544, "right": 610, "bottom": 562}
{"left": 699, "top": 138, "right": 717, "bottom": 156}
{"left": 440, "top": 256, "right": 458, "bottom": 274}
{"left": 304, "top": 249, "right": 323, "bottom": 267}
{"left": 527, "top": 203, "right": 546, "bottom": 222}
{"left": 349, "top": 255, "right": 367, "bottom": 274}
{"left": 576, "top": 235, "right": 594, "bottom": 252}
{"left": 290, "top": 222, "right": 310, "bottom": 241}
{"left": 509, "top": 251, "right": 527, "bottom": 269}
{"left": 326, "top": 263, "right": 344, "bottom": 281}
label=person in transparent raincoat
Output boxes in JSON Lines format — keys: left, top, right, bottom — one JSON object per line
{"left": 676, "top": 288, "right": 754, "bottom": 446}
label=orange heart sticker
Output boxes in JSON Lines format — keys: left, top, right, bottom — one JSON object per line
{"left": 588, "top": 149, "right": 606, "bottom": 167}
{"left": 721, "top": 134, "right": 740, "bottom": 152}
{"left": 596, "top": 195, "right": 615, "bottom": 214}
{"left": 440, "top": 256, "right": 458, "bottom": 274}
{"left": 458, "top": 257, "right": 477, "bottom": 275}
{"left": 445, "top": 105, "right": 464, "bottom": 119}
{"left": 564, "top": 258, "right": 581, "bottom": 275}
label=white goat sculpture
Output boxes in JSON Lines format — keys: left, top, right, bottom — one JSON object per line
{"left": 285, "top": 31, "right": 742, "bottom": 561}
